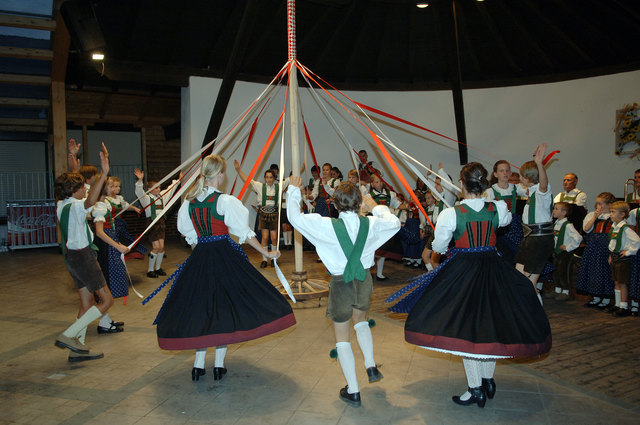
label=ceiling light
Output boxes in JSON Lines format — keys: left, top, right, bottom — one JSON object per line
{"left": 92, "top": 53, "right": 104, "bottom": 61}
{"left": 416, "top": 3, "right": 429, "bottom": 8}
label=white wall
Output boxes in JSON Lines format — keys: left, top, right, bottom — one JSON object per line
{"left": 182, "top": 70, "right": 640, "bottom": 206}
{"left": 67, "top": 129, "right": 142, "bottom": 167}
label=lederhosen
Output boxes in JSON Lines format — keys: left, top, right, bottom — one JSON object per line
{"left": 610, "top": 223, "right": 632, "bottom": 284}
{"left": 147, "top": 194, "right": 166, "bottom": 242}
{"left": 515, "top": 190, "right": 554, "bottom": 274}
{"left": 326, "top": 216, "right": 373, "bottom": 322}
{"left": 59, "top": 202, "right": 106, "bottom": 292}
{"left": 258, "top": 183, "right": 279, "bottom": 231}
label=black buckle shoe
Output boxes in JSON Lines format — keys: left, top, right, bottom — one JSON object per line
{"left": 452, "top": 386, "right": 486, "bottom": 408}
{"left": 110, "top": 320, "right": 124, "bottom": 327}
{"left": 213, "top": 367, "right": 227, "bottom": 380}
{"left": 339, "top": 386, "right": 361, "bottom": 406}
{"left": 192, "top": 367, "right": 206, "bottom": 381}
{"left": 366, "top": 366, "right": 383, "bottom": 383}
{"left": 260, "top": 261, "right": 268, "bottom": 268}
{"left": 482, "top": 378, "right": 496, "bottom": 399}
{"left": 155, "top": 268, "right": 167, "bottom": 276}
{"left": 146, "top": 271, "right": 158, "bottom": 278}
{"left": 97, "top": 325, "right": 124, "bottom": 334}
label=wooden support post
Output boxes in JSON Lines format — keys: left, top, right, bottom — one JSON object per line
{"left": 81, "top": 125, "right": 88, "bottom": 161}
{"left": 51, "top": 80, "right": 67, "bottom": 177}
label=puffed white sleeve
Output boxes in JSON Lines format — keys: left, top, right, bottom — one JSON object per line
{"left": 576, "top": 191, "right": 588, "bottom": 207}
{"left": 135, "top": 181, "right": 150, "bottom": 208}
{"left": 483, "top": 189, "right": 495, "bottom": 201}
{"left": 91, "top": 202, "right": 108, "bottom": 222}
{"left": 624, "top": 227, "right": 640, "bottom": 256}
{"left": 218, "top": 194, "right": 256, "bottom": 244}
{"left": 493, "top": 200, "right": 513, "bottom": 227}
{"left": 177, "top": 200, "right": 198, "bottom": 245}
{"left": 431, "top": 207, "right": 456, "bottom": 254}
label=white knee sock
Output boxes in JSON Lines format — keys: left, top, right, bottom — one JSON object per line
{"left": 460, "top": 358, "right": 482, "bottom": 401}
{"left": 479, "top": 359, "right": 496, "bottom": 379}
{"left": 77, "top": 325, "right": 87, "bottom": 345}
{"left": 354, "top": 321, "right": 376, "bottom": 368}
{"left": 215, "top": 346, "right": 227, "bottom": 368}
{"left": 194, "top": 348, "right": 206, "bottom": 369}
{"left": 620, "top": 301, "right": 628, "bottom": 310}
{"left": 155, "top": 252, "right": 164, "bottom": 271}
{"left": 336, "top": 342, "right": 359, "bottom": 394}
{"left": 632, "top": 300, "right": 639, "bottom": 310}
{"left": 536, "top": 282, "right": 544, "bottom": 291}
{"left": 614, "top": 289, "right": 621, "bottom": 307}
{"left": 62, "top": 306, "right": 102, "bottom": 338}
{"left": 376, "top": 257, "right": 386, "bottom": 278}
{"left": 148, "top": 253, "right": 156, "bottom": 272}
{"left": 98, "top": 312, "right": 112, "bottom": 328}
{"left": 555, "top": 286, "right": 561, "bottom": 294}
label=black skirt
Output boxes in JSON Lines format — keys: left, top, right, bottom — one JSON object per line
{"left": 388, "top": 247, "right": 551, "bottom": 358}
{"left": 153, "top": 235, "right": 296, "bottom": 350}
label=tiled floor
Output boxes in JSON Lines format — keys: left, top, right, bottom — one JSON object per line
{"left": 1, "top": 241, "right": 639, "bottom": 424}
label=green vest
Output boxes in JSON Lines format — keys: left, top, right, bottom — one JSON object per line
{"left": 150, "top": 195, "right": 163, "bottom": 219}
{"left": 609, "top": 223, "right": 629, "bottom": 253}
{"left": 527, "top": 189, "right": 553, "bottom": 224}
{"left": 559, "top": 190, "right": 582, "bottom": 203}
{"left": 452, "top": 202, "right": 498, "bottom": 248}
{"left": 331, "top": 217, "right": 369, "bottom": 283}
{"left": 261, "top": 183, "right": 279, "bottom": 207}
{"left": 370, "top": 188, "right": 391, "bottom": 205}
{"left": 554, "top": 220, "right": 569, "bottom": 254}
{"left": 492, "top": 185, "right": 517, "bottom": 214}
{"left": 59, "top": 202, "right": 98, "bottom": 255}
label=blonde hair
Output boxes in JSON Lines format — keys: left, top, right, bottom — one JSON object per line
{"left": 611, "top": 201, "right": 630, "bottom": 219}
{"left": 348, "top": 169, "right": 359, "bottom": 179}
{"left": 186, "top": 154, "right": 227, "bottom": 201}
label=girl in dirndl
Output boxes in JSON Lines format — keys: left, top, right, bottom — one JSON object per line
{"left": 387, "top": 161, "right": 551, "bottom": 408}
{"left": 149, "top": 154, "right": 295, "bottom": 382}
{"left": 104, "top": 176, "right": 147, "bottom": 257}
{"left": 483, "top": 160, "right": 527, "bottom": 264}
{"left": 577, "top": 192, "right": 616, "bottom": 309}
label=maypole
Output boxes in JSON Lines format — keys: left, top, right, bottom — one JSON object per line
{"left": 282, "top": 0, "right": 328, "bottom": 301}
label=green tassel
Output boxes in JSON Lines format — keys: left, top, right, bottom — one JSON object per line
{"left": 368, "top": 318, "right": 376, "bottom": 328}
{"left": 329, "top": 348, "right": 338, "bottom": 359}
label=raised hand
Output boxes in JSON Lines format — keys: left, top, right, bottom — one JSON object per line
{"left": 134, "top": 168, "right": 144, "bottom": 181}
{"left": 99, "top": 142, "right": 109, "bottom": 175}
{"left": 290, "top": 175, "right": 303, "bottom": 188}
{"left": 68, "top": 138, "right": 80, "bottom": 156}
{"left": 234, "top": 159, "right": 241, "bottom": 169}
{"left": 533, "top": 143, "right": 547, "bottom": 164}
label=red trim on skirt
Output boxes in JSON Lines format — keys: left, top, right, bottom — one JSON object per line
{"left": 157, "top": 313, "right": 296, "bottom": 350}
{"left": 404, "top": 331, "right": 552, "bottom": 358}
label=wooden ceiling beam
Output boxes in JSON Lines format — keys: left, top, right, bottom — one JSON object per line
{"left": 0, "top": 14, "right": 56, "bottom": 31}
{"left": 0, "top": 97, "right": 50, "bottom": 108}
{"left": 0, "top": 46, "right": 53, "bottom": 60}
{"left": 0, "top": 124, "right": 48, "bottom": 133}
{"left": 0, "top": 73, "right": 51, "bottom": 85}
{"left": 0, "top": 118, "right": 47, "bottom": 126}
{"left": 68, "top": 112, "right": 177, "bottom": 125}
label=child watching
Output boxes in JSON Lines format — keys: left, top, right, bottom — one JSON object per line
{"left": 608, "top": 201, "right": 640, "bottom": 317}
{"left": 286, "top": 176, "right": 400, "bottom": 407}
{"left": 549, "top": 202, "right": 583, "bottom": 301}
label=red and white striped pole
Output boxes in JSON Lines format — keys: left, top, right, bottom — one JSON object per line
{"left": 287, "top": 0, "right": 303, "bottom": 271}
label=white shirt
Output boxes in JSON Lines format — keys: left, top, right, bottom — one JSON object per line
{"left": 553, "top": 217, "right": 582, "bottom": 252}
{"left": 91, "top": 200, "right": 111, "bottom": 224}
{"left": 432, "top": 198, "right": 512, "bottom": 254}
{"left": 177, "top": 186, "right": 256, "bottom": 246}
{"left": 626, "top": 208, "right": 640, "bottom": 228}
{"left": 608, "top": 221, "right": 640, "bottom": 256}
{"left": 135, "top": 180, "right": 179, "bottom": 218}
{"left": 250, "top": 179, "right": 289, "bottom": 207}
{"left": 57, "top": 197, "right": 93, "bottom": 250}
{"left": 286, "top": 185, "right": 400, "bottom": 275}
{"left": 522, "top": 183, "right": 553, "bottom": 225}
{"left": 106, "top": 195, "right": 130, "bottom": 211}
{"left": 583, "top": 212, "right": 611, "bottom": 233}
{"left": 553, "top": 188, "right": 587, "bottom": 207}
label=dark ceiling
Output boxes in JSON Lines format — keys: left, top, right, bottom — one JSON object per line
{"left": 62, "top": 0, "right": 640, "bottom": 94}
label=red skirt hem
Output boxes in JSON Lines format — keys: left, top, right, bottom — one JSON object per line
{"left": 158, "top": 313, "right": 296, "bottom": 350}
{"left": 405, "top": 331, "right": 552, "bottom": 358}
